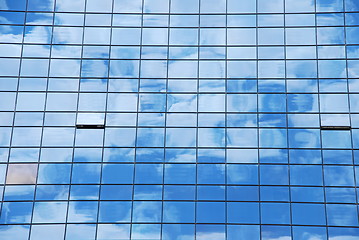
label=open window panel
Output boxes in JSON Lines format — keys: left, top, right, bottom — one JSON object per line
{"left": 76, "top": 113, "right": 105, "bottom": 129}
{"left": 320, "top": 114, "right": 351, "bottom": 130}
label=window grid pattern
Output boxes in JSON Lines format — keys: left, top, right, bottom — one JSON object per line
{"left": 1, "top": 0, "right": 359, "bottom": 239}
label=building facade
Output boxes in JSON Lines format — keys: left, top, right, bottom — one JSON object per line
{"left": 1, "top": 0, "right": 359, "bottom": 239}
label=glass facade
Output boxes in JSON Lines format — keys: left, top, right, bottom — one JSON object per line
{"left": 1, "top": 0, "right": 359, "bottom": 239}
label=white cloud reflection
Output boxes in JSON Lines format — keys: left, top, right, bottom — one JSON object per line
{"left": 0, "top": 0, "right": 8, "bottom": 9}
{"left": 0, "top": 225, "right": 29, "bottom": 239}
{"left": 330, "top": 237, "right": 359, "bottom": 240}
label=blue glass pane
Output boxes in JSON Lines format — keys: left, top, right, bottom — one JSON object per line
{"left": 261, "top": 186, "right": 289, "bottom": 201}
{"left": 261, "top": 226, "right": 291, "bottom": 240}
{"left": 293, "top": 226, "right": 327, "bottom": 240}
{"left": 227, "top": 164, "right": 258, "bottom": 185}
{"left": 261, "top": 203, "right": 291, "bottom": 224}
{"left": 30, "top": 225, "right": 65, "bottom": 240}
{"left": 291, "top": 187, "right": 324, "bottom": 202}
{"left": 99, "top": 202, "right": 131, "bottom": 223}
{"left": 132, "top": 224, "right": 161, "bottom": 240}
{"left": 196, "top": 202, "right": 225, "bottom": 223}
{"left": 38, "top": 164, "right": 71, "bottom": 184}
{"left": 134, "top": 185, "right": 162, "bottom": 200}
{"left": 102, "top": 164, "right": 134, "bottom": 184}
{"left": 70, "top": 185, "right": 99, "bottom": 200}
{"left": 163, "top": 202, "right": 195, "bottom": 223}
{"left": 328, "top": 227, "right": 359, "bottom": 239}
{"left": 0, "top": 202, "right": 33, "bottom": 224}
{"left": 4, "top": 185, "right": 35, "bottom": 201}
{"left": 228, "top": 225, "right": 260, "bottom": 240}
{"left": 32, "top": 202, "right": 67, "bottom": 223}
{"left": 164, "top": 164, "right": 196, "bottom": 184}
{"left": 67, "top": 202, "right": 98, "bottom": 223}
{"left": 260, "top": 165, "right": 289, "bottom": 185}
{"left": 228, "top": 186, "right": 259, "bottom": 201}
{"left": 71, "top": 164, "right": 101, "bottom": 184}
{"left": 66, "top": 224, "right": 96, "bottom": 240}
{"left": 290, "top": 165, "right": 323, "bottom": 186}
{"left": 198, "top": 186, "right": 225, "bottom": 201}
{"left": 227, "top": 202, "right": 260, "bottom": 224}
{"left": 327, "top": 204, "right": 359, "bottom": 226}
{"left": 101, "top": 185, "right": 132, "bottom": 200}
{"left": 0, "top": 225, "right": 30, "bottom": 240}
{"left": 326, "top": 187, "right": 356, "bottom": 203}
{"left": 97, "top": 224, "right": 130, "bottom": 240}
{"left": 35, "top": 185, "right": 69, "bottom": 200}
{"left": 134, "top": 164, "right": 163, "bottom": 184}
{"left": 196, "top": 225, "right": 225, "bottom": 240}
{"left": 324, "top": 166, "right": 355, "bottom": 186}
{"left": 164, "top": 185, "right": 195, "bottom": 200}
{"left": 162, "top": 224, "right": 195, "bottom": 240}
{"left": 197, "top": 164, "right": 225, "bottom": 184}
{"left": 133, "top": 201, "right": 162, "bottom": 222}
{"left": 292, "top": 203, "right": 326, "bottom": 225}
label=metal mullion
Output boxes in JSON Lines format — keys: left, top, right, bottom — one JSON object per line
{"left": 315, "top": 0, "right": 330, "bottom": 234}
{"left": 129, "top": 0, "right": 144, "bottom": 238}
{"left": 7, "top": 158, "right": 359, "bottom": 166}
{"left": 8, "top": 90, "right": 359, "bottom": 95}
{"left": 0, "top": 0, "right": 27, "bottom": 236}
{"left": 6, "top": 23, "right": 356, "bottom": 29}
{"left": 6, "top": 56, "right": 359, "bottom": 61}
{"left": 255, "top": 0, "right": 262, "bottom": 238}
{"left": 12, "top": 1, "right": 40, "bottom": 239}
{"left": 4, "top": 42, "right": 359, "bottom": 47}
{"left": 159, "top": 0, "right": 171, "bottom": 238}
{"left": 343, "top": 0, "right": 359, "bottom": 227}
{"left": 28, "top": 0, "right": 56, "bottom": 234}
{"left": 224, "top": 0, "right": 228, "bottom": 238}
{"left": 62, "top": 0, "right": 86, "bottom": 238}
{"left": 193, "top": 1, "right": 201, "bottom": 239}
{"left": 1, "top": 9, "right": 359, "bottom": 15}
{"left": 93, "top": 0, "right": 115, "bottom": 238}
{"left": 283, "top": 0, "right": 294, "bottom": 238}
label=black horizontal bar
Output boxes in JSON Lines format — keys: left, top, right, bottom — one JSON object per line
{"left": 320, "top": 126, "right": 351, "bottom": 130}
{"left": 76, "top": 124, "right": 105, "bottom": 129}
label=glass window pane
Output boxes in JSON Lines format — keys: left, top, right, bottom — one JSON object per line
{"left": 32, "top": 202, "right": 67, "bottom": 223}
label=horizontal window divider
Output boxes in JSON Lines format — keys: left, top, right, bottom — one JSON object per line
{"left": 3, "top": 43, "right": 359, "bottom": 48}
{"left": 4, "top": 23, "right": 359, "bottom": 28}
{"left": 1, "top": 199, "right": 359, "bottom": 205}
{"left": 3, "top": 76, "right": 359, "bottom": 81}
{"left": 2, "top": 9, "right": 359, "bottom": 15}
{"left": 0, "top": 223, "right": 357, "bottom": 228}
{"left": 3, "top": 90, "right": 359, "bottom": 94}
{"left": 2, "top": 162, "right": 359, "bottom": 167}
{"left": 4, "top": 57, "right": 359, "bottom": 61}
{"left": 5, "top": 125, "right": 359, "bottom": 130}
{"left": 2, "top": 42, "right": 359, "bottom": 47}
{"left": 3, "top": 147, "right": 359, "bottom": 152}
{"left": 0, "top": 223, "right": 358, "bottom": 228}
{"left": 3, "top": 91, "right": 359, "bottom": 95}
{"left": 3, "top": 42, "right": 359, "bottom": 48}
{"left": 1, "top": 183, "right": 359, "bottom": 188}
{"left": 1, "top": 125, "right": 357, "bottom": 128}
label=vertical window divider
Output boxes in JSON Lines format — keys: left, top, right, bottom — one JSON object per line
{"left": 129, "top": 0, "right": 145, "bottom": 238}
{"left": 315, "top": 0, "right": 330, "bottom": 236}
{"left": 283, "top": 1, "right": 294, "bottom": 239}
{"left": 62, "top": 0, "right": 88, "bottom": 239}
{"left": 194, "top": 1, "right": 201, "bottom": 238}
{"left": 160, "top": 0, "right": 172, "bottom": 238}
{"left": 256, "top": 1, "right": 262, "bottom": 240}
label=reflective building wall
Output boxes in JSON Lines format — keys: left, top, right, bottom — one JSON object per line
{"left": 1, "top": 0, "right": 359, "bottom": 239}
